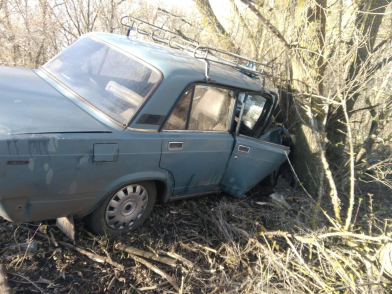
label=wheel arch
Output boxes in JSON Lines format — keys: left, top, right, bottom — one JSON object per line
{"left": 82, "top": 171, "right": 174, "bottom": 217}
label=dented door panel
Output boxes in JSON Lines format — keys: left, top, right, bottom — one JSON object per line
{"left": 220, "top": 136, "right": 289, "bottom": 197}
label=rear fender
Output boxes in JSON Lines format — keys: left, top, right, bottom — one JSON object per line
{"left": 83, "top": 171, "right": 174, "bottom": 216}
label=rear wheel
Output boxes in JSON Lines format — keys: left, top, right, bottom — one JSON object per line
{"left": 84, "top": 181, "right": 156, "bottom": 236}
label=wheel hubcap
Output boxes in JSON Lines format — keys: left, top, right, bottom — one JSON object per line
{"left": 105, "top": 184, "right": 148, "bottom": 229}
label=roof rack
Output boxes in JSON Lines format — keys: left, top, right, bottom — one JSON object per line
{"left": 121, "top": 16, "right": 274, "bottom": 90}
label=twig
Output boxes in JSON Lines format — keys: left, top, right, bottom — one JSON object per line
{"left": 159, "top": 250, "right": 215, "bottom": 273}
{"left": 191, "top": 242, "right": 217, "bottom": 254}
{"left": 137, "top": 281, "right": 169, "bottom": 291}
{"left": 319, "top": 282, "right": 384, "bottom": 294}
{"left": 127, "top": 282, "right": 142, "bottom": 294}
{"left": 107, "top": 277, "right": 117, "bottom": 291}
{"left": 284, "top": 235, "right": 329, "bottom": 291}
{"left": 342, "top": 98, "right": 355, "bottom": 231}
{"left": 159, "top": 250, "right": 196, "bottom": 269}
{"left": 179, "top": 276, "right": 184, "bottom": 294}
{"left": 102, "top": 248, "right": 114, "bottom": 265}
{"left": 8, "top": 272, "right": 48, "bottom": 294}
{"left": 128, "top": 253, "right": 179, "bottom": 291}
{"left": 284, "top": 151, "right": 342, "bottom": 230}
{"left": 19, "top": 225, "right": 125, "bottom": 271}
{"left": 115, "top": 244, "right": 176, "bottom": 266}
{"left": 48, "top": 230, "right": 58, "bottom": 247}
{"left": 179, "top": 242, "right": 198, "bottom": 253}
{"left": 59, "top": 241, "right": 125, "bottom": 270}
{"left": 317, "top": 232, "right": 392, "bottom": 242}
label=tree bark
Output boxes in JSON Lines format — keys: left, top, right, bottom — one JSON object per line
{"left": 326, "top": 0, "right": 391, "bottom": 164}
{"left": 291, "top": 0, "right": 328, "bottom": 201}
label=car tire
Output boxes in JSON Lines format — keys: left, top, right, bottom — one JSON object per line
{"left": 84, "top": 181, "right": 156, "bottom": 236}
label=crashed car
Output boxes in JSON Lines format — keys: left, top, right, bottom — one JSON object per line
{"left": 0, "top": 19, "right": 290, "bottom": 236}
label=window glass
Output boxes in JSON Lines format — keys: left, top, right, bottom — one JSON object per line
{"left": 164, "top": 88, "right": 193, "bottom": 130}
{"left": 43, "top": 38, "right": 161, "bottom": 125}
{"left": 164, "top": 85, "right": 235, "bottom": 132}
{"left": 242, "top": 94, "right": 267, "bottom": 130}
{"left": 188, "top": 85, "right": 235, "bottom": 131}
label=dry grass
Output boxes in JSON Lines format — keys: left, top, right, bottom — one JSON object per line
{"left": 1, "top": 186, "right": 392, "bottom": 293}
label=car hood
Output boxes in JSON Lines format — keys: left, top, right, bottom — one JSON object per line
{"left": 0, "top": 66, "right": 110, "bottom": 135}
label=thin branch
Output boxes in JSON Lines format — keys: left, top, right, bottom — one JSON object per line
{"left": 317, "top": 232, "right": 392, "bottom": 242}
{"left": 239, "top": 0, "right": 291, "bottom": 51}
{"left": 342, "top": 98, "right": 355, "bottom": 231}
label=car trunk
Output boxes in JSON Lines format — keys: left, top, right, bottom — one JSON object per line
{"left": 0, "top": 66, "right": 110, "bottom": 135}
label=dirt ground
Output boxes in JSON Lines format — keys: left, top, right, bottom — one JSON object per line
{"left": 1, "top": 181, "right": 391, "bottom": 294}
{"left": 0, "top": 187, "right": 276, "bottom": 294}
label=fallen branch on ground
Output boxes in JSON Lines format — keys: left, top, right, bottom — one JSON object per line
{"left": 59, "top": 241, "right": 124, "bottom": 270}
{"left": 115, "top": 244, "right": 176, "bottom": 266}
{"left": 127, "top": 253, "right": 179, "bottom": 291}
{"left": 19, "top": 225, "right": 124, "bottom": 271}
{"left": 317, "top": 232, "right": 392, "bottom": 242}
{"left": 8, "top": 272, "right": 48, "bottom": 294}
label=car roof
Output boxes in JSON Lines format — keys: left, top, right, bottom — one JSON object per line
{"left": 88, "top": 32, "right": 267, "bottom": 93}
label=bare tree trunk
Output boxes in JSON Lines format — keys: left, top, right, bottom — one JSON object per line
{"left": 326, "top": 0, "right": 391, "bottom": 164}
{"left": 355, "top": 66, "right": 392, "bottom": 163}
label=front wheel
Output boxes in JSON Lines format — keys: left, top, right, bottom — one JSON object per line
{"left": 84, "top": 181, "right": 156, "bottom": 236}
{"left": 260, "top": 169, "right": 278, "bottom": 187}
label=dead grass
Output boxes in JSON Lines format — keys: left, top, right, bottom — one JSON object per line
{"left": 1, "top": 186, "right": 391, "bottom": 293}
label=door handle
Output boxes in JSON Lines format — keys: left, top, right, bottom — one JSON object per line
{"left": 168, "top": 142, "right": 183, "bottom": 150}
{"left": 238, "top": 145, "right": 250, "bottom": 153}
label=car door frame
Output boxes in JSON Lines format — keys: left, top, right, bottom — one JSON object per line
{"left": 220, "top": 90, "right": 290, "bottom": 197}
{"left": 158, "top": 82, "right": 239, "bottom": 199}
{"left": 239, "top": 91, "right": 275, "bottom": 138}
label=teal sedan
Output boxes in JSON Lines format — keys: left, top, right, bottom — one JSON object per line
{"left": 0, "top": 32, "right": 289, "bottom": 236}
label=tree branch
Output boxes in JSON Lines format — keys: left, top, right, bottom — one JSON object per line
{"left": 194, "top": 0, "right": 237, "bottom": 51}
{"left": 229, "top": 0, "right": 257, "bottom": 56}
{"left": 157, "top": 7, "right": 193, "bottom": 26}
{"left": 238, "top": 0, "right": 291, "bottom": 52}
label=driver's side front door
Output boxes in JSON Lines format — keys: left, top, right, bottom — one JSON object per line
{"left": 220, "top": 93, "right": 289, "bottom": 197}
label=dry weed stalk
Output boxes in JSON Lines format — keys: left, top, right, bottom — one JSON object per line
{"left": 182, "top": 195, "right": 391, "bottom": 294}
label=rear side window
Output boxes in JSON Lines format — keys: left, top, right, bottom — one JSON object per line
{"left": 43, "top": 38, "right": 161, "bottom": 125}
{"left": 164, "top": 85, "right": 235, "bottom": 132}
{"left": 164, "top": 88, "right": 193, "bottom": 130}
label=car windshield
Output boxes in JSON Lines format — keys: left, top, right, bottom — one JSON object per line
{"left": 43, "top": 37, "right": 161, "bottom": 125}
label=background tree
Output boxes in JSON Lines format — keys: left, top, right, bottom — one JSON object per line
{"left": 0, "top": 0, "right": 391, "bottom": 230}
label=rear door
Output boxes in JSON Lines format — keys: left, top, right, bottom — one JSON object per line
{"left": 160, "top": 84, "right": 236, "bottom": 197}
{"left": 220, "top": 92, "right": 289, "bottom": 197}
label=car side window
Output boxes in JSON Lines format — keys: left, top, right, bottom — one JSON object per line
{"left": 164, "top": 85, "right": 235, "bottom": 132}
{"left": 164, "top": 88, "right": 193, "bottom": 130}
{"left": 242, "top": 94, "right": 267, "bottom": 130}
{"left": 236, "top": 93, "right": 268, "bottom": 137}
